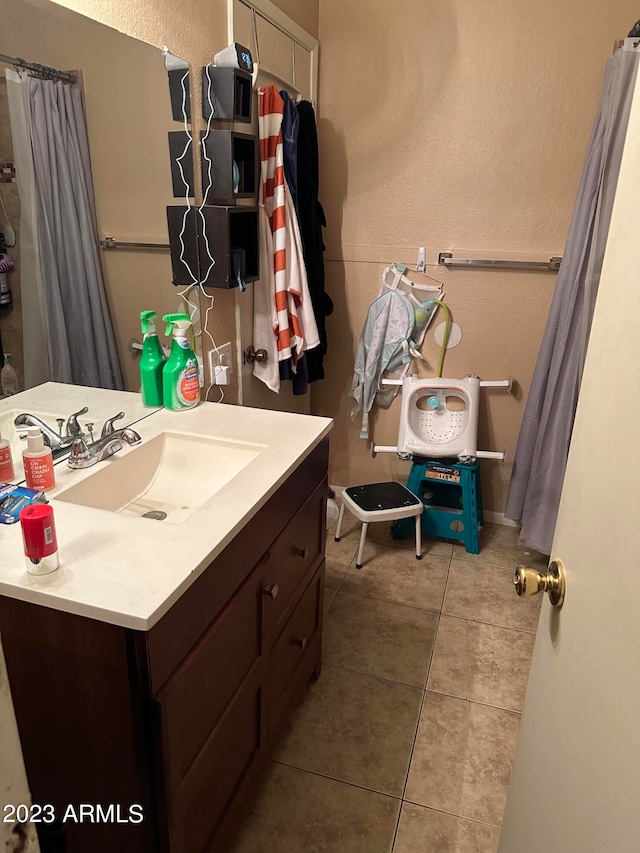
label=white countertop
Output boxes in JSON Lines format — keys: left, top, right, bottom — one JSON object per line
{"left": 0, "top": 386, "right": 332, "bottom": 630}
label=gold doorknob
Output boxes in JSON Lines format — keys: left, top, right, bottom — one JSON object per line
{"left": 513, "top": 560, "right": 566, "bottom": 608}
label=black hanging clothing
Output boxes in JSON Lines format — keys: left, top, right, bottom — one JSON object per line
{"left": 296, "top": 100, "right": 332, "bottom": 383}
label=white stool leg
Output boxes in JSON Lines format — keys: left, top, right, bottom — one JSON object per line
{"left": 356, "top": 522, "right": 368, "bottom": 569}
{"left": 335, "top": 501, "right": 346, "bottom": 541}
{"left": 415, "top": 512, "right": 423, "bottom": 561}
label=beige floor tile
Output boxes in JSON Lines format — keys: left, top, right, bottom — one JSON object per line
{"left": 453, "top": 523, "right": 548, "bottom": 570}
{"left": 323, "top": 587, "right": 338, "bottom": 621}
{"left": 394, "top": 802, "right": 499, "bottom": 853}
{"left": 228, "top": 762, "right": 400, "bottom": 853}
{"left": 325, "top": 536, "right": 358, "bottom": 589}
{"left": 443, "top": 560, "right": 541, "bottom": 632}
{"left": 323, "top": 592, "right": 438, "bottom": 687}
{"left": 427, "top": 616, "right": 535, "bottom": 712}
{"left": 275, "top": 664, "right": 422, "bottom": 797}
{"left": 341, "top": 544, "right": 450, "bottom": 612}
{"left": 340, "top": 513, "right": 454, "bottom": 558}
{"left": 405, "top": 693, "right": 520, "bottom": 826}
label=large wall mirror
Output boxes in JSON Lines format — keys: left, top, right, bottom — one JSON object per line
{"left": 0, "top": 0, "right": 192, "bottom": 396}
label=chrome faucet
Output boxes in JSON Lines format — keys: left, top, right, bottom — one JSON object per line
{"left": 14, "top": 407, "right": 89, "bottom": 459}
{"left": 67, "top": 427, "right": 142, "bottom": 469}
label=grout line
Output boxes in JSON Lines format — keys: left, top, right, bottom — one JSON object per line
{"left": 400, "top": 799, "right": 502, "bottom": 830}
{"left": 319, "top": 661, "right": 424, "bottom": 693}
{"left": 438, "top": 609, "right": 538, "bottom": 635}
{"left": 271, "top": 758, "right": 403, "bottom": 801}
{"left": 391, "top": 685, "right": 428, "bottom": 851}
{"left": 330, "top": 586, "right": 445, "bottom": 617}
{"left": 451, "top": 552, "right": 548, "bottom": 571}
{"left": 319, "top": 659, "right": 431, "bottom": 692}
{"left": 391, "top": 552, "right": 454, "bottom": 850}
{"left": 424, "top": 687, "right": 524, "bottom": 716}
{"left": 437, "top": 611, "right": 538, "bottom": 636}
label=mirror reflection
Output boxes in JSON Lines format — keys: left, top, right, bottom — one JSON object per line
{"left": 0, "top": 0, "right": 189, "bottom": 396}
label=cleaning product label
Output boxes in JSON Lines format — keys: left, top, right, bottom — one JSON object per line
{"left": 178, "top": 357, "right": 200, "bottom": 406}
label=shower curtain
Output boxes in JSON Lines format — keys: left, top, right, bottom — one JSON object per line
{"left": 505, "top": 44, "right": 640, "bottom": 555}
{"left": 6, "top": 71, "right": 123, "bottom": 390}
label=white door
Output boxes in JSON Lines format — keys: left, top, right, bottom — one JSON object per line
{"left": 230, "top": 0, "right": 318, "bottom": 412}
{"left": 498, "top": 59, "right": 640, "bottom": 853}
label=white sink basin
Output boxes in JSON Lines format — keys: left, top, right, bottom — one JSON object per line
{"left": 55, "top": 431, "right": 266, "bottom": 524}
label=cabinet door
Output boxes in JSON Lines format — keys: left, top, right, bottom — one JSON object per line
{"left": 269, "top": 565, "right": 323, "bottom": 735}
{"left": 262, "top": 478, "right": 326, "bottom": 640}
{"left": 157, "top": 563, "right": 266, "bottom": 851}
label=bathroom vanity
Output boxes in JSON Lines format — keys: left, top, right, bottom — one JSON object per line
{"left": 0, "top": 385, "right": 332, "bottom": 852}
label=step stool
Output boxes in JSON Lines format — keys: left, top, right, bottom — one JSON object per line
{"left": 334, "top": 482, "right": 424, "bottom": 569}
{"left": 393, "top": 459, "right": 483, "bottom": 554}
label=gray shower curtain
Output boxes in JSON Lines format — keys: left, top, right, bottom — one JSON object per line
{"left": 28, "top": 77, "right": 123, "bottom": 389}
{"left": 505, "top": 45, "right": 640, "bottom": 555}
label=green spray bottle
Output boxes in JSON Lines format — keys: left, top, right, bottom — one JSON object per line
{"left": 162, "top": 313, "right": 200, "bottom": 411}
{"left": 139, "top": 310, "right": 165, "bottom": 407}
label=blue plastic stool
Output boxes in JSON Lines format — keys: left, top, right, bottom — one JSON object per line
{"left": 393, "top": 459, "right": 483, "bottom": 554}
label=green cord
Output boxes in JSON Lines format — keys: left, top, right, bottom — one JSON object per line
{"left": 433, "top": 299, "right": 451, "bottom": 377}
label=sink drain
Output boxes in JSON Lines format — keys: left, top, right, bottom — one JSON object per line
{"left": 142, "top": 510, "right": 167, "bottom": 521}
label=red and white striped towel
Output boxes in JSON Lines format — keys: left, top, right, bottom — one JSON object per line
{"left": 257, "top": 85, "right": 318, "bottom": 372}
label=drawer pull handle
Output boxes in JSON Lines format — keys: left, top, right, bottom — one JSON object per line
{"left": 292, "top": 546, "right": 308, "bottom": 559}
{"left": 293, "top": 637, "right": 308, "bottom": 651}
{"left": 263, "top": 583, "right": 279, "bottom": 600}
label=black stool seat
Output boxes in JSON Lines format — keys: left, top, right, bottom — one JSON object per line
{"left": 344, "top": 482, "right": 422, "bottom": 513}
{"left": 336, "top": 482, "right": 424, "bottom": 570}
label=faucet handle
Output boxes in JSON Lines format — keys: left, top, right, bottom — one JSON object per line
{"left": 69, "top": 436, "right": 90, "bottom": 463}
{"left": 101, "top": 411, "right": 125, "bottom": 438}
{"left": 66, "top": 407, "right": 89, "bottom": 437}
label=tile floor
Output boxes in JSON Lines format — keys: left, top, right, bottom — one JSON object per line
{"left": 228, "top": 518, "right": 546, "bottom": 853}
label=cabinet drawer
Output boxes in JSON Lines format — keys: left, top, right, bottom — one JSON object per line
{"left": 262, "top": 478, "right": 326, "bottom": 634}
{"left": 158, "top": 563, "right": 265, "bottom": 782}
{"left": 269, "top": 566, "right": 323, "bottom": 733}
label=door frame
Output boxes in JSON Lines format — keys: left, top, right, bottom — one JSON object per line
{"left": 227, "top": 0, "right": 319, "bottom": 406}
{"left": 226, "top": 0, "right": 319, "bottom": 96}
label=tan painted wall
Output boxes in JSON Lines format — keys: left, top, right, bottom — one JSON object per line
{"left": 268, "top": 0, "right": 319, "bottom": 37}
{"left": 313, "top": 0, "right": 639, "bottom": 512}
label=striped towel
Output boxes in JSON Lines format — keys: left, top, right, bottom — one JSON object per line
{"left": 258, "top": 85, "right": 306, "bottom": 364}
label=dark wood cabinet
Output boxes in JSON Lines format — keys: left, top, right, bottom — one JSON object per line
{"left": 0, "top": 439, "right": 329, "bottom": 853}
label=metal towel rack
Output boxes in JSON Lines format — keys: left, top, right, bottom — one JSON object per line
{"left": 100, "top": 237, "right": 170, "bottom": 251}
{"left": 438, "top": 252, "right": 562, "bottom": 272}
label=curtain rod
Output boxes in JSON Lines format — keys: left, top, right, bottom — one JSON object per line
{"left": 0, "top": 52, "right": 77, "bottom": 84}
